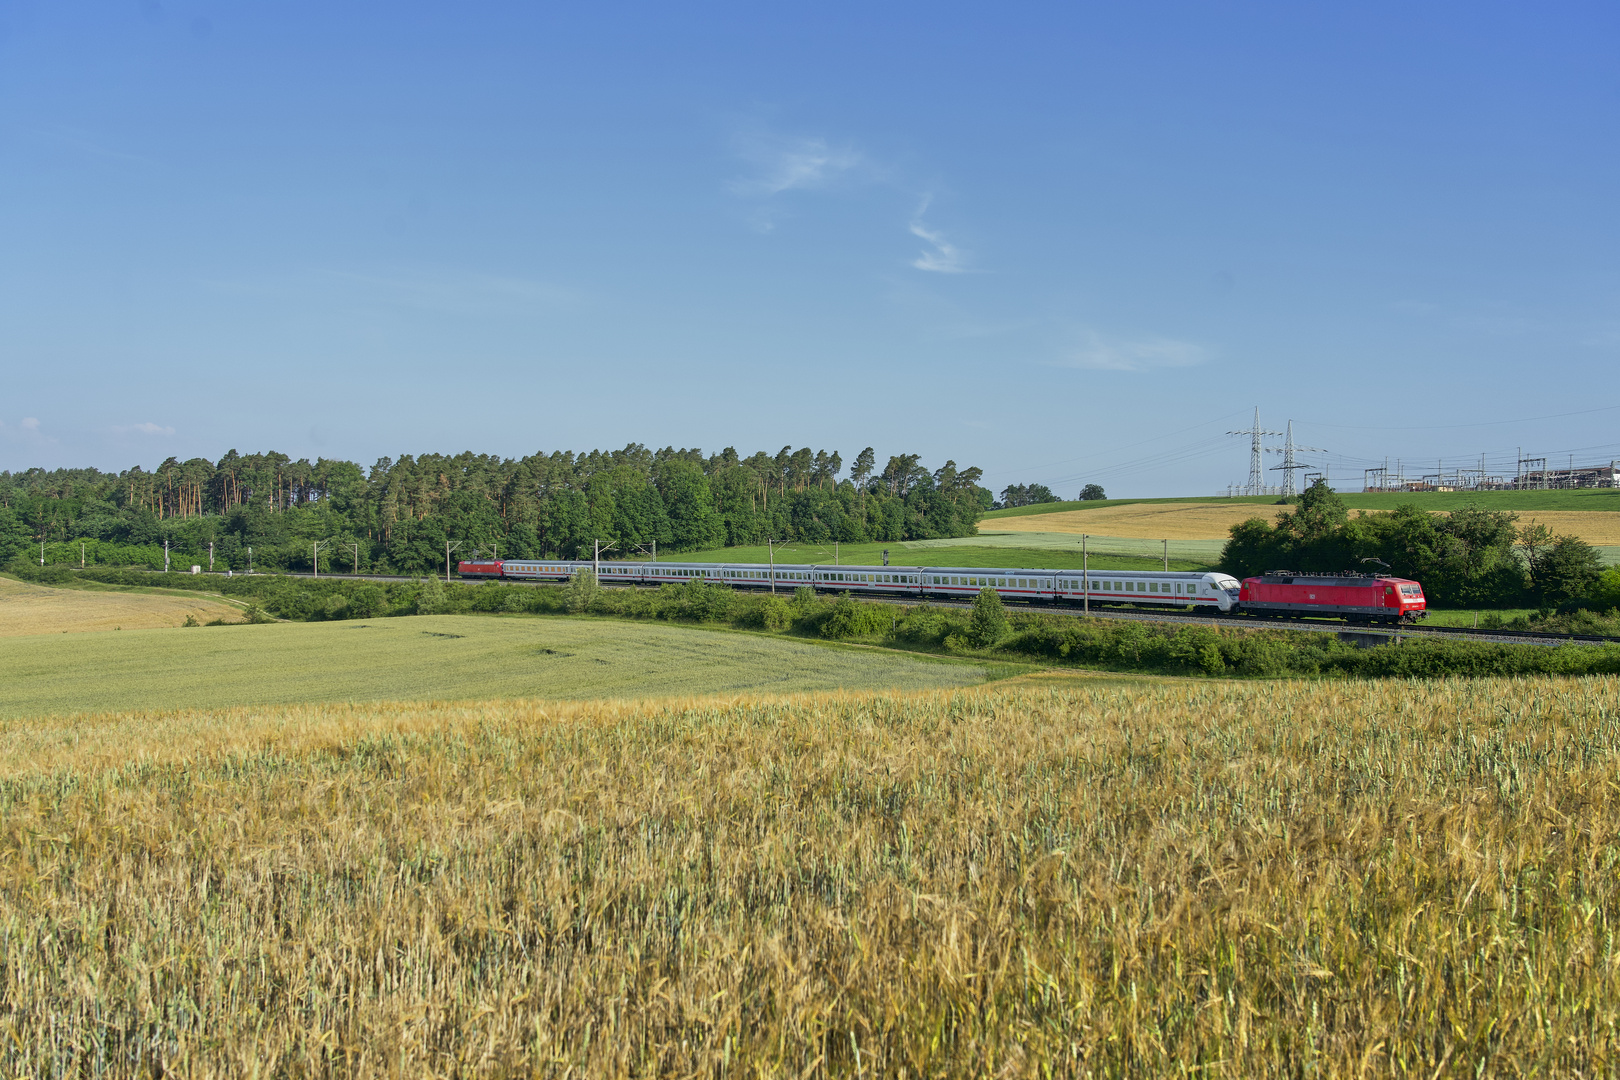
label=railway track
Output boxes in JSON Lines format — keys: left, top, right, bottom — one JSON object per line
{"left": 249, "top": 570, "right": 1620, "bottom": 648}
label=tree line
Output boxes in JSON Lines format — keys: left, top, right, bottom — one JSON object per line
{"left": 1218, "top": 481, "right": 1607, "bottom": 609}
{"left": 0, "top": 444, "right": 989, "bottom": 576}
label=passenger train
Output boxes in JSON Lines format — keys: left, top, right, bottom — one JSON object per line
{"left": 459, "top": 557, "right": 1247, "bottom": 612}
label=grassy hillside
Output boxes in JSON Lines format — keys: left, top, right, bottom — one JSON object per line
{"left": 5, "top": 676, "right": 1619, "bottom": 1073}
{"left": 0, "top": 573, "right": 243, "bottom": 635}
{"left": 0, "top": 614, "right": 986, "bottom": 718}
{"left": 985, "top": 488, "right": 1620, "bottom": 520}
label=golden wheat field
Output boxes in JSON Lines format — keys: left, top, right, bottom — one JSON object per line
{"left": 993, "top": 502, "right": 1620, "bottom": 545}
{"left": 6, "top": 675, "right": 1620, "bottom": 1076}
{"left": 0, "top": 574, "right": 242, "bottom": 636}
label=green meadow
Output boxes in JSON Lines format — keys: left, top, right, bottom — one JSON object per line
{"left": 0, "top": 615, "right": 988, "bottom": 719}
{"left": 982, "top": 487, "right": 1620, "bottom": 520}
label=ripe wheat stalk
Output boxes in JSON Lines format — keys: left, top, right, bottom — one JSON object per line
{"left": 2, "top": 676, "right": 1619, "bottom": 1075}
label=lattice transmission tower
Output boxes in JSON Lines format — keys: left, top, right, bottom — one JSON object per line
{"left": 1266, "top": 421, "right": 1326, "bottom": 498}
{"left": 1228, "top": 407, "right": 1282, "bottom": 496}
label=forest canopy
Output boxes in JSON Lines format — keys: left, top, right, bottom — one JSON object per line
{"left": 0, "top": 445, "right": 988, "bottom": 576}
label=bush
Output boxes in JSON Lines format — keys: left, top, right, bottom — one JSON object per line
{"left": 969, "top": 587, "right": 1009, "bottom": 647}
{"left": 414, "top": 576, "right": 448, "bottom": 615}
{"left": 894, "top": 604, "right": 962, "bottom": 647}
{"left": 654, "top": 580, "right": 735, "bottom": 623}
{"left": 564, "top": 569, "right": 599, "bottom": 614}
{"left": 735, "top": 596, "right": 792, "bottom": 631}
{"left": 818, "top": 595, "right": 892, "bottom": 640}
{"left": 348, "top": 585, "right": 386, "bottom": 619}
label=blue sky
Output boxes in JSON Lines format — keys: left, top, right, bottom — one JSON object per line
{"left": 2, "top": 2, "right": 1617, "bottom": 496}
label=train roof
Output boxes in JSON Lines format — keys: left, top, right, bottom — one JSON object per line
{"left": 1248, "top": 572, "right": 1421, "bottom": 586}
{"left": 469, "top": 558, "right": 1245, "bottom": 579}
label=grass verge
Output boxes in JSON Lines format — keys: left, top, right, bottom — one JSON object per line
{"left": 0, "top": 614, "right": 990, "bottom": 718}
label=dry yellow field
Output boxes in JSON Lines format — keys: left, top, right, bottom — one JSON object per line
{"left": 993, "top": 502, "right": 1620, "bottom": 544}
{"left": 988, "top": 501, "right": 1285, "bottom": 539}
{"left": 0, "top": 574, "right": 242, "bottom": 636}
{"left": 5, "top": 676, "right": 1620, "bottom": 1075}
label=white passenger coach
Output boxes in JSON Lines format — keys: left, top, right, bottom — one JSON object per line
{"left": 464, "top": 559, "right": 1245, "bottom": 613}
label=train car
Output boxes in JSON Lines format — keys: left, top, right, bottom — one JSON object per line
{"left": 487, "top": 560, "right": 575, "bottom": 581}
{"left": 916, "top": 567, "right": 1242, "bottom": 611}
{"left": 1054, "top": 570, "right": 1242, "bottom": 612}
{"left": 1237, "top": 572, "right": 1426, "bottom": 624}
{"left": 457, "top": 558, "right": 1246, "bottom": 612}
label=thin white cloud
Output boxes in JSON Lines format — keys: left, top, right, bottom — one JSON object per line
{"left": 729, "top": 132, "right": 977, "bottom": 268}
{"left": 908, "top": 196, "right": 967, "bottom": 273}
{"left": 1061, "top": 332, "right": 1209, "bottom": 372}
{"left": 114, "top": 421, "right": 176, "bottom": 436}
{"left": 729, "top": 133, "right": 863, "bottom": 197}
{"left": 0, "top": 417, "right": 56, "bottom": 447}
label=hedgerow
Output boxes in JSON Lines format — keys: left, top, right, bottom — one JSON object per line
{"left": 13, "top": 564, "right": 1620, "bottom": 679}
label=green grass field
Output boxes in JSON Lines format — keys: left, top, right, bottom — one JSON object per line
{"left": 1419, "top": 607, "right": 1540, "bottom": 627}
{"left": 983, "top": 488, "right": 1620, "bottom": 520}
{"left": 0, "top": 614, "right": 989, "bottom": 718}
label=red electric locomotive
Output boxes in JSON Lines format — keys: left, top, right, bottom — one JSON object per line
{"left": 1238, "top": 572, "right": 1426, "bottom": 625}
{"left": 457, "top": 559, "right": 504, "bottom": 579}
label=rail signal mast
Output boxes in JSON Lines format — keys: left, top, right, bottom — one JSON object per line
{"left": 1266, "top": 421, "right": 1327, "bottom": 498}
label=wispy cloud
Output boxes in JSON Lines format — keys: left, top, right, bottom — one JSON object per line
{"left": 909, "top": 197, "right": 966, "bottom": 273}
{"left": 1060, "top": 332, "right": 1209, "bottom": 372}
{"left": 729, "top": 133, "right": 863, "bottom": 198}
{"left": 728, "top": 130, "right": 976, "bottom": 268}
{"left": 0, "top": 417, "right": 56, "bottom": 447}
{"left": 114, "top": 421, "right": 176, "bottom": 436}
